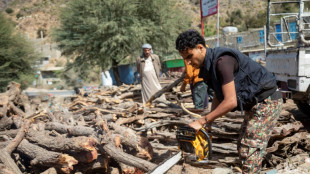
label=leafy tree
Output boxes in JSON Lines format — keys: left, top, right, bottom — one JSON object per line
{"left": 0, "top": 13, "right": 39, "bottom": 92}
{"left": 53, "top": 0, "right": 191, "bottom": 85}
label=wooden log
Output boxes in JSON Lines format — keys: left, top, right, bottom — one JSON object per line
{"left": 110, "top": 123, "right": 153, "bottom": 160}
{"left": 147, "top": 132, "right": 177, "bottom": 143}
{"left": 0, "top": 94, "right": 8, "bottom": 117}
{"left": 149, "top": 107, "right": 183, "bottom": 115}
{"left": 19, "top": 93, "right": 34, "bottom": 118}
{"left": 146, "top": 73, "right": 185, "bottom": 107}
{"left": 40, "top": 167, "right": 57, "bottom": 174}
{"left": 0, "top": 129, "right": 19, "bottom": 138}
{"left": 0, "top": 116, "right": 13, "bottom": 130}
{"left": 116, "top": 113, "right": 176, "bottom": 125}
{"left": 0, "top": 151, "right": 22, "bottom": 174}
{"left": 16, "top": 139, "right": 78, "bottom": 173}
{"left": 0, "top": 120, "right": 29, "bottom": 174}
{"left": 26, "top": 130, "right": 98, "bottom": 153}
{"left": 134, "top": 120, "right": 190, "bottom": 131}
{"left": 116, "top": 114, "right": 147, "bottom": 125}
{"left": 45, "top": 122, "right": 95, "bottom": 136}
{"left": 103, "top": 142, "right": 157, "bottom": 172}
{"left": 5, "top": 120, "right": 30, "bottom": 154}
{"left": 73, "top": 156, "right": 109, "bottom": 173}
{"left": 0, "top": 163, "right": 15, "bottom": 174}
{"left": 72, "top": 106, "right": 125, "bottom": 117}
{"left": 8, "top": 102, "right": 25, "bottom": 117}
{"left": 5, "top": 82, "right": 21, "bottom": 101}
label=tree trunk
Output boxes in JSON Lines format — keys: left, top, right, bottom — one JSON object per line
{"left": 112, "top": 66, "right": 122, "bottom": 86}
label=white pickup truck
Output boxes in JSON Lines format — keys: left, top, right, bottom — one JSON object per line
{"left": 266, "top": 0, "right": 310, "bottom": 115}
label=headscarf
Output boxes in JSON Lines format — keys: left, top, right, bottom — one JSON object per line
{"left": 141, "top": 43, "right": 153, "bottom": 57}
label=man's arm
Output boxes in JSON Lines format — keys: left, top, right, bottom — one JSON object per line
{"left": 189, "top": 80, "right": 237, "bottom": 130}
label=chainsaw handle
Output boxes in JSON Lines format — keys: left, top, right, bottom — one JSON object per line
{"left": 199, "top": 129, "right": 212, "bottom": 160}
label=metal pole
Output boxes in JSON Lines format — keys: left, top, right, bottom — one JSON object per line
{"left": 216, "top": 0, "right": 220, "bottom": 47}
{"left": 264, "top": 25, "right": 267, "bottom": 58}
{"left": 200, "top": 0, "right": 204, "bottom": 37}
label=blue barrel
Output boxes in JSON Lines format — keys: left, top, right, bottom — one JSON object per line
{"left": 118, "top": 64, "right": 134, "bottom": 85}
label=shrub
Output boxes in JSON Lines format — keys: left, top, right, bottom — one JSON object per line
{"left": 5, "top": 8, "right": 14, "bottom": 14}
{"left": 16, "top": 13, "right": 23, "bottom": 19}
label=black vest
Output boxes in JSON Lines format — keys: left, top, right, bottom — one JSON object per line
{"left": 201, "top": 47, "right": 277, "bottom": 111}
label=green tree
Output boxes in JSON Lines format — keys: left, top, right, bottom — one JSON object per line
{"left": 53, "top": 0, "right": 191, "bottom": 85}
{"left": 0, "top": 13, "right": 39, "bottom": 92}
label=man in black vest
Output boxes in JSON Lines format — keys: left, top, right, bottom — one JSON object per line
{"left": 176, "top": 30, "right": 283, "bottom": 173}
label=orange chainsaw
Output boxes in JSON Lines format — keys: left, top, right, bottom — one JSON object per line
{"left": 149, "top": 125, "right": 212, "bottom": 174}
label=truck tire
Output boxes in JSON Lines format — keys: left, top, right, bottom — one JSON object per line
{"left": 295, "top": 100, "right": 310, "bottom": 115}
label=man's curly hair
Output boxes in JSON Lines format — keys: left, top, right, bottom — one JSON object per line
{"left": 176, "top": 29, "right": 206, "bottom": 52}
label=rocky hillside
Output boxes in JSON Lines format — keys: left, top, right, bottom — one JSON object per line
{"left": 1, "top": 0, "right": 267, "bottom": 40}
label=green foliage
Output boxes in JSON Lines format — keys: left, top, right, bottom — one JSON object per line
{"left": 16, "top": 13, "right": 23, "bottom": 19}
{"left": 245, "top": 11, "right": 267, "bottom": 30}
{"left": 5, "top": 8, "right": 14, "bottom": 14}
{"left": 0, "top": 13, "right": 39, "bottom": 92}
{"left": 204, "top": 26, "right": 216, "bottom": 37}
{"left": 226, "top": 9, "right": 243, "bottom": 26}
{"left": 53, "top": 0, "right": 191, "bottom": 80}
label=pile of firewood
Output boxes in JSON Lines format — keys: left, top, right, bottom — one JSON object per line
{"left": 0, "top": 80, "right": 310, "bottom": 173}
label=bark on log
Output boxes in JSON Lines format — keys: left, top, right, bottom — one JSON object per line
{"left": 103, "top": 142, "right": 156, "bottom": 172}
{"left": 0, "top": 120, "right": 29, "bottom": 174}
{"left": 146, "top": 73, "right": 185, "bottom": 107}
{"left": 19, "top": 93, "right": 34, "bottom": 118}
{"left": 135, "top": 120, "right": 190, "bottom": 131}
{"left": 26, "top": 129, "right": 98, "bottom": 153}
{"left": 8, "top": 102, "right": 25, "bottom": 117}
{"left": 5, "top": 120, "right": 30, "bottom": 154}
{"left": 45, "top": 122, "right": 95, "bottom": 136}
{"left": 110, "top": 123, "right": 153, "bottom": 160}
{"left": 16, "top": 139, "right": 78, "bottom": 173}
{"left": 0, "top": 151, "right": 22, "bottom": 174}
{"left": 73, "top": 106, "right": 125, "bottom": 117}
{"left": 0, "top": 116, "right": 13, "bottom": 130}
{"left": 0, "top": 94, "right": 8, "bottom": 117}
{"left": 116, "top": 114, "right": 147, "bottom": 125}
{"left": 0, "top": 163, "right": 15, "bottom": 174}
{"left": 6, "top": 82, "right": 21, "bottom": 101}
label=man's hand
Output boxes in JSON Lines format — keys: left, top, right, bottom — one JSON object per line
{"left": 180, "top": 82, "right": 187, "bottom": 92}
{"left": 189, "top": 117, "right": 206, "bottom": 132}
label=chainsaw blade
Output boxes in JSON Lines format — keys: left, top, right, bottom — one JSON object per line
{"left": 148, "top": 151, "right": 182, "bottom": 174}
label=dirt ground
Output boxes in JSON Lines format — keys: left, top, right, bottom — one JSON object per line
{"left": 154, "top": 99, "right": 310, "bottom": 174}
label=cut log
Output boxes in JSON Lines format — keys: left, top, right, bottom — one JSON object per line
{"left": 103, "top": 142, "right": 157, "bottom": 172}
{"left": 16, "top": 139, "right": 78, "bottom": 173}
{"left": 26, "top": 129, "right": 98, "bottom": 153}
{"left": 110, "top": 123, "right": 153, "bottom": 160}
